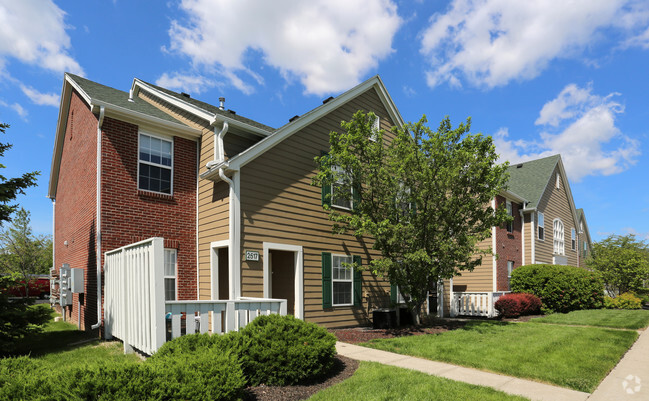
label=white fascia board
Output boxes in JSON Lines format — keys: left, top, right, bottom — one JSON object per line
{"left": 374, "top": 75, "right": 405, "bottom": 128}
{"left": 500, "top": 189, "right": 527, "bottom": 204}
{"left": 227, "top": 76, "right": 399, "bottom": 171}
{"left": 91, "top": 100, "right": 201, "bottom": 140}
{"left": 132, "top": 79, "right": 271, "bottom": 138}
{"left": 48, "top": 75, "right": 92, "bottom": 199}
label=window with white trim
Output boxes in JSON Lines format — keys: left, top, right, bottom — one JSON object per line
{"left": 332, "top": 255, "right": 353, "bottom": 306}
{"left": 506, "top": 201, "right": 513, "bottom": 233}
{"left": 507, "top": 261, "right": 514, "bottom": 290}
{"left": 556, "top": 173, "right": 561, "bottom": 189}
{"left": 571, "top": 228, "right": 576, "bottom": 250}
{"left": 370, "top": 114, "right": 380, "bottom": 141}
{"left": 139, "top": 133, "right": 172, "bottom": 194}
{"left": 538, "top": 212, "right": 545, "bottom": 240}
{"left": 553, "top": 218, "right": 564, "bottom": 255}
{"left": 331, "top": 165, "right": 352, "bottom": 210}
{"left": 164, "top": 248, "right": 177, "bottom": 301}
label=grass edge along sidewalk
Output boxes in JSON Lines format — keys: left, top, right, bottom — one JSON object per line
{"left": 359, "top": 320, "right": 637, "bottom": 392}
{"left": 530, "top": 309, "right": 649, "bottom": 330}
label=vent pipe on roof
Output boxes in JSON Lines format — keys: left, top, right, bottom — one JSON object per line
{"left": 219, "top": 97, "right": 225, "bottom": 111}
{"left": 128, "top": 89, "right": 134, "bottom": 102}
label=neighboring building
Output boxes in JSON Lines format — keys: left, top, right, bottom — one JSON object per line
{"left": 576, "top": 208, "right": 593, "bottom": 265}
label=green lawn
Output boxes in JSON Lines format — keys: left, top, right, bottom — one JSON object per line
{"left": 361, "top": 321, "right": 637, "bottom": 392}
{"left": 531, "top": 309, "right": 649, "bottom": 330}
{"left": 309, "top": 361, "right": 529, "bottom": 401}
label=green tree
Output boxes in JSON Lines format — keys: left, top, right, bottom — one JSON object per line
{"left": 587, "top": 234, "right": 649, "bottom": 295}
{"left": 0, "top": 208, "right": 53, "bottom": 297}
{"left": 313, "top": 112, "right": 510, "bottom": 322}
{"left": 0, "top": 123, "right": 39, "bottom": 224}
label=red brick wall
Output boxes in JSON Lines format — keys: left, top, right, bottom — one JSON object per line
{"left": 53, "top": 90, "right": 98, "bottom": 330}
{"left": 101, "top": 117, "right": 198, "bottom": 301}
{"left": 495, "top": 195, "right": 523, "bottom": 291}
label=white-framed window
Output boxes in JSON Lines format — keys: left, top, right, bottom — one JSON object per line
{"left": 331, "top": 165, "right": 352, "bottom": 210}
{"left": 369, "top": 114, "right": 380, "bottom": 141}
{"left": 506, "top": 201, "right": 513, "bottom": 233}
{"left": 553, "top": 218, "right": 564, "bottom": 255}
{"left": 556, "top": 174, "right": 561, "bottom": 189}
{"left": 332, "top": 254, "right": 353, "bottom": 306}
{"left": 507, "top": 261, "right": 514, "bottom": 290}
{"left": 138, "top": 133, "right": 173, "bottom": 194}
{"left": 164, "top": 248, "right": 177, "bottom": 301}
{"left": 571, "top": 228, "right": 576, "bottom": 251}
{"left": 538, "top": 212, "right": 545, "bottom": 240}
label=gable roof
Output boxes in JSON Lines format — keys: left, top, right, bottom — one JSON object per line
{"left": 48, "top": 74, "right": 200, "bottom": 199}
{"left": 577, "top": 208, "right": 592, "bottom": 245}
{"left": 201, "top": 75, "right": 404, "bottom": 180}
{"left": 507, "top": 154, "right": 561, "bottom": 209}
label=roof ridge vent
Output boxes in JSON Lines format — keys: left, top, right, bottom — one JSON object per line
{"left": 181, "top": 92, "right": 191, "bottom": 98}
{"left": 228, "top": 109, "right": 236, "bottom": 115}
{"left": 516, "top": 164, "right": 523, "bottom": 168}
{"left": 289, "top": 115, "right": 300, "bottom": 122}
{"left": 322, "top": 96, "right": 334, "bottom": 104}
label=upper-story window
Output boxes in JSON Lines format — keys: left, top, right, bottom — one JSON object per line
{"left": 331, "top": 165, "right": 352, "bottom": 210}
{"left": 538, "top": 212, "right": 545, "bottom": 240}
{"left": 571, "top": 228, "right": 576, "bottom": 250}
{"left": 369, "top": 114, "right": 380, "bottom": 142}
{"left": 506, "top": 201, "right": 513, "bottom": 233}
{"left": 139, "top": 133, "right": 173, "bottom": 194}
{"left": 553, "top": 218, "right": 564, "bottom": 255}
{"left": 556, "top": 173, "right": 561, "bottom": 189}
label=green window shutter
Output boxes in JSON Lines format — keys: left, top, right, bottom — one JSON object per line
{"left": 353, "top": 255, "right": 362, "bottom": 307}
{"left": 390, "top": 283, "right": 398, "bottom": 304}
{"left": 320, "top": 151, "right": 331, "bottom": 208}
{"left": 322, "top": 252, "right": 332, "bottom": 309}
{"left": 352, "top": 185, "right": 361, "bottom": 211}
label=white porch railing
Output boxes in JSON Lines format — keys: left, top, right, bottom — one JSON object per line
{"left": 104, "top": 237, "right": 286, "bottom": 355}
{"left": 450, "top": 292, "right": 509, "bottom": 318}
{"left": 165, "top": 298, "right": 287, "bottom": 339}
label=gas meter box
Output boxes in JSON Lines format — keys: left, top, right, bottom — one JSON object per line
{"left": 59, "top": 264, "right": 72, "bottom": 306}
{"left": 70, "top": 268, "right": 84, "bottom": 293}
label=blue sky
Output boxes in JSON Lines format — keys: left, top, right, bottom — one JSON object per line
{"left": 0, "top": 0, "right": 648, "bottom": 241}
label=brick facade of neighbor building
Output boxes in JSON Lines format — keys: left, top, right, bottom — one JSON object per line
{"left": 100, "top": 117, "right": 198, "bottom": 301}
{"left": 495, "top": 195, "right": 523, "bottom": 292}
{"left": 53, "top": 90, "right": 98, "bottom": 330}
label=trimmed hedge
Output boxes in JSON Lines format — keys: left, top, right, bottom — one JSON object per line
{"left": 604, "top": 293, "right": 643, "bottom": 310}
{"left": 510, "top": 264, "right": 604, "bottom": 313}
{"left": 234, "top": 314, "right": 337, "bottom": 386}
{"left": 494, "top": 293, "right": 542, "bottom": 318}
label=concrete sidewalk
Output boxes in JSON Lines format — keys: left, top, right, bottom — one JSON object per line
{"left": 588, "top": 328, "right": 649, "bottom": 400}
{"left": 336, "top": 342, "right": 589, "bottom": 401}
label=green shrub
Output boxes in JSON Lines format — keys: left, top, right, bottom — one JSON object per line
{"left": 0, "top": 357, "right": 65, "bottom": 400}
{"left": 234, "top": 314, "right": 337, "bottom": 386}
{"left": 603, "top": 293, "right": 643, "bottom": 310}
{"left": 510, "top": 264, "right": 604, "bottom": 313}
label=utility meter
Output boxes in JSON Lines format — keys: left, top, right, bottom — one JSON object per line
{"left": 59, "top": 264, "right": 72, "bottom": 306}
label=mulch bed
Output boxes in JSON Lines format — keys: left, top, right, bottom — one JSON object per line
{"left": 330, "top": 319, "right": 467, "bottom": 344}
{"left": 244, "top": 355, "right": 359, "bottom": 401}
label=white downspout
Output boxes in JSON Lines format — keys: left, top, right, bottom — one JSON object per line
{"left": 491, "top": 198, "right": 497, "bottom": 292}
{"left": 207, "top": 121, "right": 228, "bottom": 168}
{"left": 531, "top": 212, "right": 536, "bottom": 264}
{"left": 219, "top": 168, "right": 240, "bottom": 300}
{"left": 91, "top": 106, "right": 105, "bottom": 330}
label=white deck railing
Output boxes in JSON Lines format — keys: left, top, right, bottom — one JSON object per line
{"left": 450, "top": 292, "right": 509, "bottom": 318}
{"left": 104, "top": 237, "right": 286, "bottom": 354}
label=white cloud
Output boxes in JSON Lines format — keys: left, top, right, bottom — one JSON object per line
{"left": 166, "top": 0, "right": 402, "bottom": 95}
{"left": 494, "top": 84, "right": 639, "bottom": 182}
{"left": 155, "top": 73, "right": 218, "bottom": 95}
{"left": 420, "top": 0, "right": 648, "bottom": 88}
{"left": 0, "top": 1, "right": 83, "bottom": 75}
{"left": 0, "top": 99, "right": 28, "bottom": 120}
{"left": 20, "top": 85, "right": 60, "bottom": 107}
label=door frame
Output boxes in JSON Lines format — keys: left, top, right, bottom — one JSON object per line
{"left": 210, "top": 240, "right": 229, "bottom": 300}
{"left": 263, "top": 242, "right": 303, "bottom": 320}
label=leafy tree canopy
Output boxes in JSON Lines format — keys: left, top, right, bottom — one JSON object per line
{"left": 0, "top": 123, "right": 39, "bottom": 225}
{"left": 313, "top": 111, "right": 510, "bottom": 321}
{"left": 587, "top": 234, "right": 649, "bottom": 295}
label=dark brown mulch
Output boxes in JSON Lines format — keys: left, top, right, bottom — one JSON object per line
{"left": 243, "top": 355, "right": 359, "bottom": 401}
{"left": 330, "top": 319, "right": 467, "bottom": 344}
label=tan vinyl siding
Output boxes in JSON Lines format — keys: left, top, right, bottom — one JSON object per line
{"left": 534, "top": 168, "right": 579, "bottom": 266}
{"left": 452, "top": 236, "right": 494, "bottom": 292}
{"left": 238, "top": 89, "right": 396, "bottom": 328}
{"left": 523, "top": 213, "right": 532, "bottom": 265}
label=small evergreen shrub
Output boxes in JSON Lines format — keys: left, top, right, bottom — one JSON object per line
{"left": 603, "top": 293, "right": 643, "bottom": 310}
{"left": 494, "top": 293, "right": 542, "bottom": 318}
{"left": 0, "top": 357, "right": 65, "bottom": 400}
{"left": 510, "top": 264, "right": 604, "bottom": 313}
{"left": 234, "top": 314, "right": 337, "bottom": 386}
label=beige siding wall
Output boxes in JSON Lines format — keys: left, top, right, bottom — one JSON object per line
{"left": 452, "top": 236, "right": 494, "bottom": 292}
{"left": 523, "top": 213, "right": 532, "bottom": 265}
{"left": 534, "top": 168, "right": 579, "bottom": 266}
{"left": 238, "top": 89, "right": 396, "bottom": 328}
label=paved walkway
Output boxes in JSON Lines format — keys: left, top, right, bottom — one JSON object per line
{"left": 336, "top": 327, "right": 649, "bottom": 401}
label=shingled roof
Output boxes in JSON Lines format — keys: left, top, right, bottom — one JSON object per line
{"left": 67, "top": 74, "right": 188, "bottom": 126}
{"left": 506, "top": 154, "right": 561, "bottom": 209}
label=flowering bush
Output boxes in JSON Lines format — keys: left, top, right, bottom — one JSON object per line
{"left": 510, "top": 264, "right": 604, "bottom": 313}
{"left": 603, "top": 293, "right": 643, "bottom": 309}
{"left": 494, "top": 293, "right": 542, "bottom": 318}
